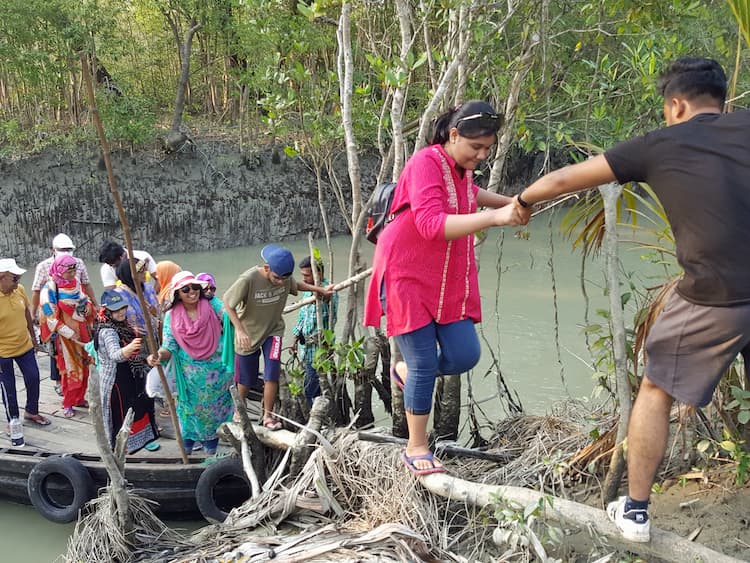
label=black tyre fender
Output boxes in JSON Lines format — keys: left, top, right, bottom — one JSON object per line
{"left": 27, "top": 455, "right": 96, "bottom": 524}
{"left": 195, "top": 456, "right": 251, "bottom": 523}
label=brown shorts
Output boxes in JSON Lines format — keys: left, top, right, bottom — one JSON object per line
{"left": 645, "top": 289, "right": 750, "bottom": 407}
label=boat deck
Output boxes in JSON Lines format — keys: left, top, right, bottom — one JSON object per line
{"left": 4, "top": 350, "right": 256, "bottom": 458}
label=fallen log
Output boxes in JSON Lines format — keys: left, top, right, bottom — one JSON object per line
{"left": 419, "top": 472, "right": 742, "bottom": 563}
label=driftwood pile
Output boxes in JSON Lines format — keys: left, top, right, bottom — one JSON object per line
{"left": 64, "top": 398, "right": 743, "bottom": 563}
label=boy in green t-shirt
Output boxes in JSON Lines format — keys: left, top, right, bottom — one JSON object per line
{"left": 224, "top": 245, "right": 332, "bottom": 430}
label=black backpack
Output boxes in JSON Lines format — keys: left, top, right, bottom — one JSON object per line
{"left": 365, "top": 182, "right": 408, "bottom": 244}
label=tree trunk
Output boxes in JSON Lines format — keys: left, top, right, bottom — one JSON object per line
{"left": 229, "top": 385, "right": 267, "bottom": 484}
{"left": 86, "top": 366, "right": 134, "bottom": 536}
{"left": 171, "top": 18, "right": 203, "bottom": 132}
{"left": 433, "top": 375, "right": 461, "bottom": 442}
{"left": 353, "top": 375, "right": 374, "bottom": 429}
{"left": 599, "top": 182, "right": 631, "bottom": 503}
{"left": 390, "top": 338, "right": 408, "bottom": 439}
{"left": 289, "top": 396, "right": 330, "bottom": 478}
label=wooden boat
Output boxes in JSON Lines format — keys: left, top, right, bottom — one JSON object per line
{"left": 0, "top": 354, "right": 256, "bottom": 523}
{"left": 0, "top": 447, "right": 246, "bottom": 520}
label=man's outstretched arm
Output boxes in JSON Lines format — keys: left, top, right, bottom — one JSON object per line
{"left": 516, "top": 154, "right": 618, "bottom": 220}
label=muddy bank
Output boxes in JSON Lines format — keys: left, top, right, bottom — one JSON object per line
{"left": 1, "top": 140, "right": 379, "bottom": 264}
{"left": 1, "top": 140, "right": 546, "bottom": 265}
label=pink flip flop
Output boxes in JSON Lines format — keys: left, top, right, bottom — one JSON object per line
{"left": 263, "top": 418, "right": 282, "bottom": 431}
{"left": 400, "top": 450, "right": 446, "bottom": 476}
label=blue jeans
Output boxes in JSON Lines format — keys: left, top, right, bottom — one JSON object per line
{"left": 394, "top": 319, "right": 481, "bottom": 415}
{"left": 303, "top": 361, "right": 321, "bottom": 405}
{"left": 0, "top": 348, "right": 41, "bottom": 421}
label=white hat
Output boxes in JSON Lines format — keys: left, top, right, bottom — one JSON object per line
{"left": 170, "top": 271, "right": 207, "bottom": 305}
{"left": 0, "top": 258, "right": 26, "bottom": 275}
{"left": 52, "top": 233, "right": 75, "bottom": 250}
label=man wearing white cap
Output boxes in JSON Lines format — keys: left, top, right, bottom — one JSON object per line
{"left": 0, "top": 258, "right": 51, "bottom": 445}
{"left": 30, "top": 234, "right": 97, "bottom": 396}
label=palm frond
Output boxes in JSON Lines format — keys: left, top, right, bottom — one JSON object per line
{"left": 728, "top": 0, "right": 750, "bottom": 49}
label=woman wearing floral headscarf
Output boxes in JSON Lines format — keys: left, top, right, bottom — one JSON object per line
{"left": 40, "top": 254, "right": 95, "bottom": 417}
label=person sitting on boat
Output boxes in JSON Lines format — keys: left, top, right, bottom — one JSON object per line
{"left": 98, "top": 240, "right": 160, "bottom": 293}
{"left": 0, "top": 258, "right": 51, "bottom": 442}
{"left": 31, "top": 233, "right": 97, "bottom": 398}
{"left": 114, "top": 258, "right": 159, "bottom": 339}
{"left": 40, "top": 254, "right": 95, "bottom": 418}
{"left": 92, "top": 290, "right": 160, "bottom": 453}
{"left": 147, "top": 271, "right": 233, "bottom": 455}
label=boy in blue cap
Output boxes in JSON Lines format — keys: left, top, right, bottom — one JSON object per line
{"left": 224, "top": 244, "right": 332, "bottom": 429}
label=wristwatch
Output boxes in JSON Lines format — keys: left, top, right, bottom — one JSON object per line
{"left": 517, "top": 193, "right": 531, "bottom": 208}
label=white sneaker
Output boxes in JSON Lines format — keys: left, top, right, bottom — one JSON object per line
{"left": 607, "top": 496, "right": 650, "bottom": 543}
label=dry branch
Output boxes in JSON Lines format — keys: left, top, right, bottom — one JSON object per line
{"left": 283, "top": 268, "right": 372, "bottom": 314}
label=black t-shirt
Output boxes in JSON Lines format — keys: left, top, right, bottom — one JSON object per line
{"left": 604, "top": 110, "right": 750, "bottom": 306}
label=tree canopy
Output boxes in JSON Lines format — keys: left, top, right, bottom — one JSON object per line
{"left": 1, "top": 0, "right": 747, "bottom": 161}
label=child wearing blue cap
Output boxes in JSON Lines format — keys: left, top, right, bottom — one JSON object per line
{"left": 224, "top": 244, "right": 333, "bottom": 429}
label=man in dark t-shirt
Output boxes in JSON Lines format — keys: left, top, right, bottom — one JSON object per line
{"left": 513, "top": 57, "right": 750, "bottom": 543}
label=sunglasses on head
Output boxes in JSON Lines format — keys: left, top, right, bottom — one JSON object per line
{"left": 455, "top": 111, "right": 503, "bottom": 131}
{"left": 179, "top": 284, "right": 203, "bottom": 294}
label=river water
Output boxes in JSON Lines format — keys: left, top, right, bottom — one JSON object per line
{"left": 3, "top": 213, "right": 664, "bottom": 560}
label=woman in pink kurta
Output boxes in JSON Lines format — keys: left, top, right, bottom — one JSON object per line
{"left": 364, "top": 100, "right": 524, "bottom": 475}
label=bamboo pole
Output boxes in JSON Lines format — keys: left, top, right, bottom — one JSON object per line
{"left": 79, "top": 52, "right": 188, "bottom": 464}
{"left": 284, "top": 268, "right": 372, "bottom": 314}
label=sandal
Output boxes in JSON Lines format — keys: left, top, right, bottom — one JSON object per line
{"left": 76, "top": 400, "right": 89, "bottom": 408}
{"left": 24, "top": 413, "right": 51, "bottom": 426}
{"left": 144, "top": 441, "right": 160, "bottom": 452}
{"left": 400, "top": 450, "right": 446, "bottom": 476}
{"left": 262, "top": 418, "right": 282, "bottom": 431}
{"left": 54, "top": 383, "right": 63, "bottom": 397}
{"left": 63, "top": 407, "right": 76, "bottom": 418}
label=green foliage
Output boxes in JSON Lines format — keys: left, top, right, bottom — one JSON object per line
{"left": 98, "top": 94, "right": 157, "bottom": 147}
{"left": 312, "top": 329, "right": 365, "bottom": 377}
{"left": 491, "top": 494, "right": 563, "bottom": 561}
{"left": 696, "top": 428, "right": 750, "bottom": 486}
{"left": 718, "top": 430, "right": 750, "bottom": 486}
{"left": 285, "top": 355, "right": 305, "bottom": 398}
{"left": 581, "top": 273, "right": 644, "bottom": 401}
{"left": 727, "top": 385, "right": 750, "bottom": 425}
{"left": 727, "top": 0, "right": 750, "bottom": 48}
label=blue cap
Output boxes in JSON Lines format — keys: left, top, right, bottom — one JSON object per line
{"left": 101, "top": 289, "right": 128, "bottom": 311}
{"left": 261, "top": 244, "right": 294, "bottom": 277}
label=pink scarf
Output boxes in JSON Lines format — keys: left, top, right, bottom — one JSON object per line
{"left": 50, "top": 254, "right": 78, "bottom": 288}
{"left": 170, "top": 298, "right": 221, "bottom": 360}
